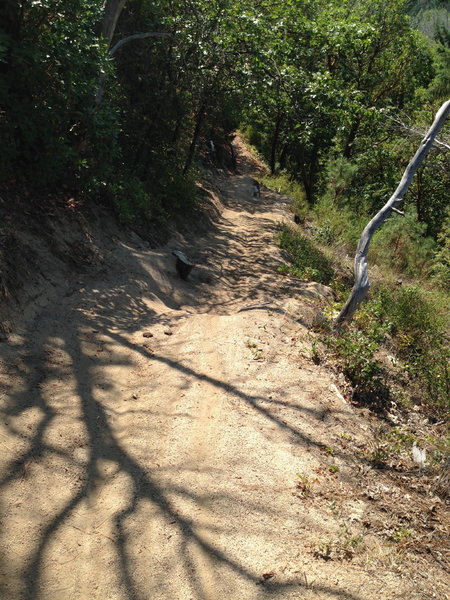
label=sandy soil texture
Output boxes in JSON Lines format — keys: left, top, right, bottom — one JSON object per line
{"left": 0, "top": 139, "right": 448, "bottom": 600}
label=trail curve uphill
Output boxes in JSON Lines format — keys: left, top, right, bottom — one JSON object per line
{"left": 1, "top": 147, "right": 431, "bottom": 600}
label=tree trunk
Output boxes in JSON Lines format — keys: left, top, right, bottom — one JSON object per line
{"left": 101, "top": 0, "right": 127, "bottom": 46}
{"left": 95, "top": 31, "right": 172, "bottom": 107}
{"left": 415, "top": 168, "right": 424, "bottom": 223}
{"left": 298, "top": 142, "right": 318, "bottom": 204}
{"left": 299, "top": 160, "right": 313, "bottom": 205}
{"left": 343, "top": 118, "right": 361, "bottom": 159}
{"left": 183, "top": 100, "right": 207, "bottom": 174}
{"left": 270, "top": 113, "right": 284, "bottom": 174}
{"left": 171, "top": 116, "right": 183, "bottom": 145}
{"left": 279, "top": 144, "right": 289, "bottom": 171}
{"left": 0, "top": 1, "right": 22, "bottom": 42}
{"left": 334, "top": 99, "right": 450, "bottom": 329}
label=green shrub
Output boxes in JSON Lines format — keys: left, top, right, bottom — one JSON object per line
{"left": 326, "top": 285, "right": 449, "bottom": 416}
{"left": 105, "top": 162, "right": 199, "bottom": 227}
{"left": 330, "top": 330, "right": 385, "bottom": 394}
{"left": 324, "top": 299, "right": 389, "bottom": 404}
{"left": 242, "top": 124, "right": 264, "bottom": 150}
{"left": 313, "top": 196, "right": 366, "bottom": 250}
{"left": 277, "top": 225, "right": 334, "bottom": 284}
{"left": 370, "top": 209, "right": 436, "bottom": 279}
{"left": 0, "top": 2, "right": 115, "bottom": 186}
{"left": 381, "top": 285, "right": 449, "bottom": 416}
{"left": 432, "top": 209, "right": 450, "bottom": 290}
{"left": 320, "top": 157, "right": 358, "bottom": 207}
{"left": 108, "top": 176, "right": 155, "bottom": 225}
{"left": 262, "top": 174, "right": 308, "bottom": 220}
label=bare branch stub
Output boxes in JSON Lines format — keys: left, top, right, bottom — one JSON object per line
{"left": 108, "top": 32, "right": 173, "bottom": 57}
{"left": 94, "top": 32, "right": 173, "bottom": 107}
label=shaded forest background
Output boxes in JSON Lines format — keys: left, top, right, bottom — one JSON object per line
{"left": 0, "top": 0, "right": 448, "bottom": 229}
{"left": 0, "top": 0, "right": 449, "bottom": 416}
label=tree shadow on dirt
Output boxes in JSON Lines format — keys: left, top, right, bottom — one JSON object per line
{"left": 0, "top": 169, "right": 363, "bottom": 600}
{"left": 0, "top": 273, "right": 366, "bottom": 600}
{"left": 174, "top": 196, "right": 327, "bottom": 318}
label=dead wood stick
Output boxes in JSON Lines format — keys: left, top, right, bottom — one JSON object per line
{"left": 334, "top": 99, "right": 450, "bottom": 329}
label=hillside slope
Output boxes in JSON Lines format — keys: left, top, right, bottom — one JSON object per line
{"left": 0, "top": 138, "right": 448, "bottom": 600}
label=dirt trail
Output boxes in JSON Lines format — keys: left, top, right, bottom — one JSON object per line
{"left": 0, "top": 139, "right": 447, "bottom": 600}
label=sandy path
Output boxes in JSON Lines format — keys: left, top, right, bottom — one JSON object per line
{"left": 1, "top": 153, "right": 445, "bottom": 599}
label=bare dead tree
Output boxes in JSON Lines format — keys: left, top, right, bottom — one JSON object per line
{"left": 391, "top": 115, "right": 450, "bottom": 151}
{"left": 95, "top": 31, "right": 173, "bottom": 107}
{"left": 102, "top": 0, "right": 127, "bottom": 46}
{"left": 334, "top": 99, "right": 450, "bottom": 329}
{"left": 94, "top": 1, "right": 173, "bottom": 106}
{"left": 108, "top": 32, "right": 172, "bottom": 56}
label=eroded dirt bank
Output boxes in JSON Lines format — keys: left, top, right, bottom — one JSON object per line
{"left": 0, "top": 141, "right": 448, "bottom": 600}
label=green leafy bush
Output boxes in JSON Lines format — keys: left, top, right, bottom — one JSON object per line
{"left": 326, "top": 286, "right": 449, "bottom": 416}
{"left": 242, "top": 124, "right": 265, "bottom": 153}
{"left": 262, "top": 174, "right": 308, "bottom": 220}
{"left": 381, "top": 285, "right": 449, "bottom": 416}
{"left": 108, "top": 177, "right": 154, "bottom": 225}
{"left": 277, "top": 225, "right": 334, "bottom": 284}
{"left": 313, "top": 196, "right": 366, "bottom": 250}
{"left": 432, "top": 209, "right": 450, "bottom": 290}
{"left": 0, "top": 1, "right": 114, "bottom": 186}
{"left": 324, "top": 299, "right": 389, "bottom": 404}
{"left": 370, "top": 209, "right": 436, "bottom": 279}
{"left": 105, "top": 161, "right": 199, "bottom": 227}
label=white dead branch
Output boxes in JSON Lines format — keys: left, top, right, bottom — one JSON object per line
{"left": 334, "top": 99, "right": 450, "bottom": 329}
{"left": 95, "top": 32, "right": 173, "bottom": 107}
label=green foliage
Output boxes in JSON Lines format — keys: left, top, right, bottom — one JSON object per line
{"left": 296, "top": 473, "right": 315, "bottom": 496}
{"left": 326, "top": 285, "right": 449, "bottom": 416}
{"left": 432, "top": 209, "right": 450, "bottom": 289}
{"left": 427, "top": 27, "right": 450, "bottom": 100}
{"left": 0, "top": 0, "right": 448, "bottom": 277}
{"left": 106, "top": 164, "right": 199, "bottom": 226}
{"left": 370, "top": 209, "right": 437, "bottom": 278}
{"left": 314, "top": 198, "right": 367, "bottom": 250}
{"left": 381, "top": 285, "right": 449, "bottom": 415}
{"left": 313, "top": 157, "right": 368, "bottom": 249}
{"left": 242, "top": 0, "right": 431, "bottom": 201}
{"left": 321, "top": 158, "right": 359, "bottom": 207}
{"left": 108, "top": 176, "right": 156, "bottom": 226}
{"left": 277, "top": 225, "right": 334, "bottom": 284}
{"left": 0, "top": 0, "right": 243, "bottom": 216}
{"left": 242, "top": 124, "right": 264, "bottom": 150}
{"left": 325, "top": 300, "right": 389, "bottom": 403}
{"left": 0, "top": 0, "right": 113, "bottom": 185}
{"left": 314, "top": 145, "right": 448, "bottom": 283}
{"left": 1, "top": 0, "right": 447, "bottom": 235}
{"left": 391, "top": 528, "right": 414, "bottom": 543}
{"left": 371, "top": 426, "right": 417, "bottom": 463}
{"left": 340, "top": 138, "right": 411, "bottom": 215}
{"left": 262, "top": 173, "right": 308, "bottom": 219}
